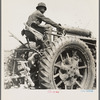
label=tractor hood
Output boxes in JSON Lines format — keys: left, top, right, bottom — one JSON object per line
{"left": 64, "top": 27, "right": 91, "bottom": 37}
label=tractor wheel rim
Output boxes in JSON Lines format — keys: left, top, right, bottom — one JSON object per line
{"left": 53, "top": 47, "right": 88, "bottom": 89}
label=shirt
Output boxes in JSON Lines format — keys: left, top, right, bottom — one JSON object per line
{"left": 26, "top": 10, "right": 59, "bottom": 28}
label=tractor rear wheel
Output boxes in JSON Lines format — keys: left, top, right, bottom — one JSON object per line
{"left": 39, "top": 36, "right": 95, "bottom": 89}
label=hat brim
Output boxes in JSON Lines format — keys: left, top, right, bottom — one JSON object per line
{"left": 36, "top": 6, "right": 47, "bottom": 10}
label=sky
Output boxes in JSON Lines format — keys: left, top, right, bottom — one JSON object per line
{"left": 2, "top": 0, "right": 98, "bottom": 50}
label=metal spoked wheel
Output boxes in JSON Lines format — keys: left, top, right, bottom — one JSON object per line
{"left": 53, "top": 48, "right": 88, "bottom": 89}
{"left": 39, "top": 36, "right": 95, "bottom": 89}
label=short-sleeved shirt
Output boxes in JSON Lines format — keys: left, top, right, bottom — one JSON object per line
{"left": 26, "top": 10, "right": 59, "bottom": 28}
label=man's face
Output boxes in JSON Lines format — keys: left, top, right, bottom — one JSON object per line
{"left": 38, "top": 7, "right": 46, "bottom": 14}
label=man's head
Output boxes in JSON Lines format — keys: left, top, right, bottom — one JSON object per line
{"left": 36, "top": 2, "right": 47, "bottom": 14}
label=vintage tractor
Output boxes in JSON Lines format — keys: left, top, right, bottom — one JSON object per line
{"left": 6, "top": 23, "right": 96, "bottom": 89}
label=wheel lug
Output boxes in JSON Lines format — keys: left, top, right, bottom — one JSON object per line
{"left": 70, "top": 66, "right": 72, "bottom": 68}
{"left": 73, "top": 72, "right": 75, "bottom": 75}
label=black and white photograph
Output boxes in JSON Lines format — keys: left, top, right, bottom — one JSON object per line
{"left": 2, "top": 0, "right": 99, "bottom": 100}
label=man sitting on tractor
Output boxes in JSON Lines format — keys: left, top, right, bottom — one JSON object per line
{"left": 22, "top": 2, "right": 62, "bottom": 45}
{"left": 26, "top": 2, "right": 62, "bottom": 36}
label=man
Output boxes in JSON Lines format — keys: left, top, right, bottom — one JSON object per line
{"left": 26, "top": 2, "right": 62, "bottom": 35}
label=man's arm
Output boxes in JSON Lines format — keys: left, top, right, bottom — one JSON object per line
{"left": 37, "top": 12, "right": 60, "bottom": 29}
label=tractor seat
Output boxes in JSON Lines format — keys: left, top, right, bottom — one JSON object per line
{"left": 21, "top": 29, "right": 36, "bottom": 42}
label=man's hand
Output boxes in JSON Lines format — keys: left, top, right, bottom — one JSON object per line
{"left": 57, "top": 23, "right": 64, "bottom": 30}
{"left": 57, "top": 24, "right": 64, "bottom": 35}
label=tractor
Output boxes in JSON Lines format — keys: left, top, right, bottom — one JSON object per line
{"left": 5, "top": 23, "right": 96, "bottom": 89}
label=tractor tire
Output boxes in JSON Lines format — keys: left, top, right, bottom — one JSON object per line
{"left": 39, "top": 36, "right": 95, "bottom": 89}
